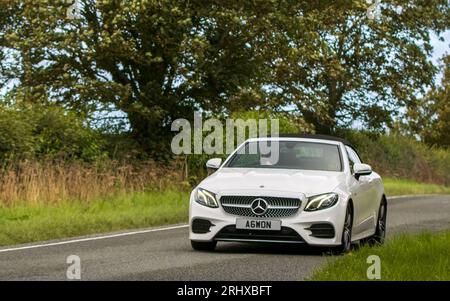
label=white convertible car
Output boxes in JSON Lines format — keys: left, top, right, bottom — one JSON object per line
{"left": 189, "top": 135, "right": 387, "bottom": 253}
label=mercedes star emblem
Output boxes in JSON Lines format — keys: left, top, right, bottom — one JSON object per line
{"left": 251, "top": 198, "right": 269, "bottom": 216}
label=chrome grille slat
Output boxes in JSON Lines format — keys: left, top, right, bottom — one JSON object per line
{"left": 220, "top": 196, "right": 301, "bottom": 218}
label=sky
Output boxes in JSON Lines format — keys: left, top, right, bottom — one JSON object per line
{"left": 430, "top": 30, "right": 450, "bottom": 82}
{"left": 431, "top": 31, "right": 450, "bottom": 62}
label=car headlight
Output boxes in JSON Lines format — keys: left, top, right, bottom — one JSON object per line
{"left": 194, "top": 188, "right": 219, "bottom": 208}
{"left": 304, "top": 193, "right": 339, "bottom": 211}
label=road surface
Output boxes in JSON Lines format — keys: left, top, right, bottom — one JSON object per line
{"left": 0, "top": 195, "right": 449, "bottom": 280}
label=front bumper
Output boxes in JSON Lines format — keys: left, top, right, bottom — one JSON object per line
{"left": 189, "top": 192, "right": 348, "bottom": 246}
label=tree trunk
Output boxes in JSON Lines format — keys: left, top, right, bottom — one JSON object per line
{"left": 126, "top": 110, "right": 172, "bottom": 160}
{"left": 301, "top": 109, "right": 335, "bottom": 135}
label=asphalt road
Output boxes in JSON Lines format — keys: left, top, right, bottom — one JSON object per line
{"left": 0, "top": 195, "right": 449, "bottom": 281}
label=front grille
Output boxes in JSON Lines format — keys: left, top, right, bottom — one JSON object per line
{"left": 214, "top": 225, "right": 304, "bottom": 243}
{"left": 220, "top": 196, "right": 301, "bottom": 218}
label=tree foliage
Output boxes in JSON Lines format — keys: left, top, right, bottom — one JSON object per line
{"left": 0, "top": 102, "right": 106, "bottom": 160}
{"left": 407, "top": 55, "right": 450, "bottom": 147}
{"left": 0, "top": 0, "right": 448, "bottom": 156}
{"left": 266, "top": 0, "right": 449, "bottom": 132}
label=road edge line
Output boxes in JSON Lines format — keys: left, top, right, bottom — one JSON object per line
{"left": 0, "top": 224, "right": 189, "bottom": 253}
{"left": 387, "top": 194, "right": 444, "bottom": 200}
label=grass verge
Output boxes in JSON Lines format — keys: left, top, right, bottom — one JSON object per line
{"left": 383, "top": 178, "right": 450, "bottom": 196}
{"left": 0, "top": 190, "right": 190, "bottom": 247}
{"left": 311, "top": 231, "right": 450, "bottom": 281}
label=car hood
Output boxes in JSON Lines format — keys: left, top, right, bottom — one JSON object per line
{"left": 198, "top": 168, "right": 346, "bottom": 196}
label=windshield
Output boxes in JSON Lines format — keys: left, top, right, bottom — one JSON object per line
{"left": 225, "top": 141, "right": 342, "bottom": 172}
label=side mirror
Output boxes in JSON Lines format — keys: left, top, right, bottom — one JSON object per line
{"left": 206, "top": 158, "right": 222, "bottom": 170}
{"left": 353, "top": 163, "right": 372, "bottom": 180}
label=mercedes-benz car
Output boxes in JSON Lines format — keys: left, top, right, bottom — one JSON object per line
{"left": 189, "top": 135, "right": 387, "bottom": 253}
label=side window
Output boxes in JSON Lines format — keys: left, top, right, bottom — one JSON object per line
{"left": 345, "top": 146, "right": 361, "bottom": 172}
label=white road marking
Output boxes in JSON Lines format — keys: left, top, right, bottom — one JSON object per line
{"left": 387, "top": 194, "right": 441, "bottom": 200}
{"left": 0, "top": 224, "right": 189, "bottom": 253}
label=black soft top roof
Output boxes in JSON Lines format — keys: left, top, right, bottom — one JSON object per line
{"left": 269, "top": 133, "right": 354, "bottom": 148}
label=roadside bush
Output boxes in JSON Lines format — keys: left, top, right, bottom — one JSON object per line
{"left": 0, "top": 104, "right": 106, "bottom": 161}
{"left": 341, "top": 130, "right": 450, "bottom": 185}
{"left": 0, "top": 108, "right": 35, "bottom": 158}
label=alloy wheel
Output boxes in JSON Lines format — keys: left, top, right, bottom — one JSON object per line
{"left": 343, "top": 210, "right": 352, "bottom": 250}
{"left": 376, "top": 201, "right": 387, "bottom": 242}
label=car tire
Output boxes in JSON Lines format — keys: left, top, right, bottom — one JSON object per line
{"left": 336, "top": 203, "right": 353, "bottom": 254}
{"left": 364, "top": 197, "right": 387, "bottom": 246}
{"left": 191, "top": 240, "right": 217, "bottom": 251}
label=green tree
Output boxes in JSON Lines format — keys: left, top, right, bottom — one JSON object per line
{"left": 265, "top": 0, "right": 449, "bottom": 133}
{"left": 0, "top": 101, "right": 106, "bottom": 161}
{"left": 407, "top": 55, "right": 450, "bottom": 147}
{"left": 1, "top": 0, "right": 292, "bottom": 157}
{"left": 1, "top": 0, "right": 448, "bottom": 154}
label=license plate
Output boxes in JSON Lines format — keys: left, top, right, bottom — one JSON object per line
{"left": 236, "top": 219, "right": 281, "bottom": 231}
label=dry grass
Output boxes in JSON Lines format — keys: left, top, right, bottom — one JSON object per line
{"left": 0, "top": 159, "right": 186, "bottom": 205}
{"left": 2, "top": 153, "right": 449, "bottom": 207}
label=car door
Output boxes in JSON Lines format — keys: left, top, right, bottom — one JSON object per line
{"left": 345, "top": 146, "right": 374, "bottom": 235}
{"left": 366, "top": 170, "right": 383, "bottom": 221}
